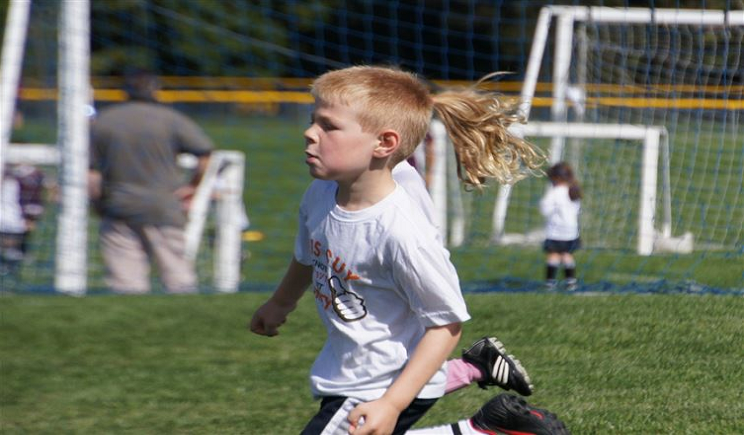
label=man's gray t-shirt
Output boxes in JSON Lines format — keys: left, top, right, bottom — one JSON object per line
{"left": 90, "top": 102, "right": 213, "bottom": 227}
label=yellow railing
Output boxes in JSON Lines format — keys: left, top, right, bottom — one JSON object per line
{"left": 17, "top": 78, "right": 744, "bottom": 109}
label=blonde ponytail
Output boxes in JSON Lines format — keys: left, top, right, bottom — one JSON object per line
{"left": 432, "top": 81, "right": 544, "bottom": 187}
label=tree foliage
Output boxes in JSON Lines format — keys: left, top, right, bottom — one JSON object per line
{"left": 2, "top": 0, "right": 741, "bottom": 80}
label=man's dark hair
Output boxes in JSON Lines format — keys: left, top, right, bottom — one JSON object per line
{"left": 124, "top": 69, "right": 160, "bottom": 102}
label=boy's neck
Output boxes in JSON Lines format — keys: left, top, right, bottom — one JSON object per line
{"left": 335, "top": 167, "right": 396, "bottom": 211}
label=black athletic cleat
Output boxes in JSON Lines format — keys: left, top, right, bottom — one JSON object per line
{"left": 471, "top": 393, "right": 570, "bottom": 435}
{"left": 462, "top": 337, "right": 534, "bottom": 396}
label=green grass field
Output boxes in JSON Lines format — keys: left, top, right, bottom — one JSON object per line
{"left": 2, "top": 291, "right": 743, "bottom": 433}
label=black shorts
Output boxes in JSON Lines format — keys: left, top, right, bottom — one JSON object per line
{"left": 543, "top": 238, "right": 581, "bottom": 254}
{"left": 301, "top": 395, "right": 438, "bottom": 435}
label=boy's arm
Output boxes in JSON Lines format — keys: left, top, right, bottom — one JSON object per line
{"left": 348, "top": 322, "right": 462, "bottom": 435}
{"left": 249, "top": 257, "right": 313, "bottom": 337}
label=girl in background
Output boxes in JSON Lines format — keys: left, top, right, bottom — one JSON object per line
{"left": 540, "top": 162, "right": 582, "bottom": 290}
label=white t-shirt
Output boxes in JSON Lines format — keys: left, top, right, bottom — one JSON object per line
{"left": 294, "top": 180, "right": 470, "bottom": 401}
{"left": 539, "top": 184, "right": 581, "bottom": 241}
{"left": 391, "top": 161, "right": 441, "bottom": 242}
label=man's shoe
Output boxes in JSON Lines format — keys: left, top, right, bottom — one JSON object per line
{"left": 471, "top": 393, "right": 570, "bottom": 435}
{"left": 462, "top": 337, "right": 534, "bottom": 396}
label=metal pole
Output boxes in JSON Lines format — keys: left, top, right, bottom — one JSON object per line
{"left": 55, "top": 0, "right": 90, "bottom": 295}
{"left": 0, "top": 0, "right": 32, "bottom": 191}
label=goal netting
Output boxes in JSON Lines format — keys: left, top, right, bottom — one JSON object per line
{"left": 432, "top": 6, "right": 742, "bottom": 259}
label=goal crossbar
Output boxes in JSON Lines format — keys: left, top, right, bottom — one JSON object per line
{"left": 520, "top": 6, "right": 744, "bottom": 120}
{"left": 544, "top": 6, "right": 744, "bottom": 25}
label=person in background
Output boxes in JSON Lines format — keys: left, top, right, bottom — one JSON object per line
{"left": 1, "top": 110, "right": 47, "bottom": 276}
{"left": 1, "top": 167, "right": 27, "bottom": 276}
{"left": 12, "top": 162, "right": 46, "bottom": 255}
{"left": 88, "top": 70, "right": 212, "bottom": 294}
{"left": 539, "top": 162, "right": 582, "bottom": 291}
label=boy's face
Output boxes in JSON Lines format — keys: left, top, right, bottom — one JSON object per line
{"left": 304, "top": 101, "right": 379, "bottom": 182}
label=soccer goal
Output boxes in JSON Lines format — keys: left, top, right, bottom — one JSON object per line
{"left": 430, "top": 6, "right": 741, "bottom": 256}
{"left": 1, "top": 0, "right": 246, "bottom": 294}
{"left": 4, "top": 143, "right": 246, "bottom": 294}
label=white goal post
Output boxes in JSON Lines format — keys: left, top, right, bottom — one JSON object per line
{"left": 183, "top": 151, "right": 246, "bottom": 292}
{"left": 1, "top": 0, "right": 90, "bottom": 294}
{"left": 497, "top": 122, "right": 682, "bottom": 256}
{"left": 6, "top": 144, "right": 246, "bottom": 293}
{"left": 0, "top": 0, "right": 30, "bottom": 184}
{"left": 518, "top": 6, "right": 744, "bottom": 153}
{"left": 55, "top": 0, "right": 91, "bottom": 294}
{"left": 507, "top": 6, "right": 740, "bottom": 255}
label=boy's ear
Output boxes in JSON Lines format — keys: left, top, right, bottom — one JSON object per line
{"left": 373, "top": 130, "right": 400, "bottom": 158}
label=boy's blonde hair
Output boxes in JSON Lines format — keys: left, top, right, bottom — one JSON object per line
{"left": 311, "top": 65, "right": 543, "bottom": 186}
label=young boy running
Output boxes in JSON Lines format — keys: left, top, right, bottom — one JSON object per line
{"left": 250, "top": 66, "right": 566, "bottom": 435}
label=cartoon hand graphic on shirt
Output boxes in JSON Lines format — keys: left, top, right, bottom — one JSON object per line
{"left": 328, "top": 276, "right": 367, "bottom": 322}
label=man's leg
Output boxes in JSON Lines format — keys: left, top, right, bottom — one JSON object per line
{"left": 143, "top": 225, "right": 197, "bottom": 294}
{"left": 100, "top": 219, "right": 151, "bottom": 293}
